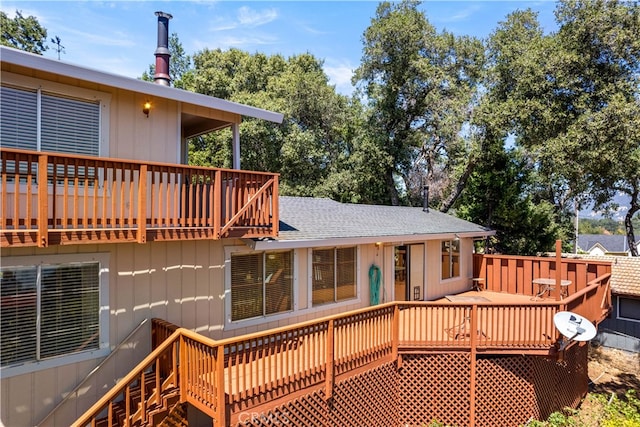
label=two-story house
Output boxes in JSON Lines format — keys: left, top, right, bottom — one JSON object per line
{"left": 0, "top": 40, "right": 497, "bottom": 425}
{"left": 1, "top": 21, "right": 613, "bottom": 426}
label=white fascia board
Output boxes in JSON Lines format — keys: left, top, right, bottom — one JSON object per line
{"left": 244, "top": 230, "right": 495, "bottom": 250}
{"left": 1, "top": 47, "right": 284, "bottom": 124}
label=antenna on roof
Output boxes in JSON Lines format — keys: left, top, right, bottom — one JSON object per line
{"left": 553, "top": 311, "right": 597, "bottom": 351}
{"left": 51, "top": 36, "right": 65, "bottom": 60}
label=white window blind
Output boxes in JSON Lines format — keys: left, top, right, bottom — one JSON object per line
{"left": 0, "top": 85, "right": 100, "bottom": 156}
{"left": 1, "top": 262, "right": 100, "bottom": 367}
{"left": 230, "top": 251, "right": 293, "bottom": 321}
{"left": 0, "top": 85, "right": 38, "bottom": 150}
{"left": 41, "top": 92, "right": 100, "bottom": 156}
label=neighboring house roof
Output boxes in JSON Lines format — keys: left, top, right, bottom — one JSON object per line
{"left": 611, "top": 257, "right": 640, "bottom": 296}
{"left": 0, "top": 46, "right": 283, "bottom": 124}
{"left": 565, "top": 255, "right": 640, "bottom": 297}
{"left": 578, "top": 234, "right": 632, "bottom": 254}
{"left": 249, "top": 196, "right": 494, "bottom": 250}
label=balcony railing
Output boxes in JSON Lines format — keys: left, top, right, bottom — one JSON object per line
{"left": 0, "top": 148, "right": 279, "bottom": 247}
{"left": 73, "top": 256, "right": 611, "bottom": 427}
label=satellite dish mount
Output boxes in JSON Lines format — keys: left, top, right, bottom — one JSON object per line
{"left": 553, "top": 311, "right": 597, "bottom": 351}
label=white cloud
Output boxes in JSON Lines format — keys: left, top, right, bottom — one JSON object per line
{"left": 237, "top": 6, "right": 278, "bottom": 27}
{"left": 215, "top": 35, "right": 279, "bottom": 49}
{"left": 438, "top": 5, "right": 482, "bottom": 23}
{"left": 324, "top": 61, "right": 356, "bottom": 96}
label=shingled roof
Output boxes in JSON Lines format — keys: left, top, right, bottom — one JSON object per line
{"left": 565, "top": 255, "right": 640, "bottom": 297}
{"left": 578, "top": 234, "right": 632, "bottom": 254}
{"left": 249, "top": 197, "right": 493, "bottom": 250}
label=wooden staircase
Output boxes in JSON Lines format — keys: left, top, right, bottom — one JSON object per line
{"left": 94, "top": 369, "right": 181, "bottom": 427}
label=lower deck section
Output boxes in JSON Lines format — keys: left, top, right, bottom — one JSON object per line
{"left": 223, "top": 344, "right": 588, "bottom": 427}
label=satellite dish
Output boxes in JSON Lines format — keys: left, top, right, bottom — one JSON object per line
{"left": 554, "top": 311, "right": 597, "bottom": 350}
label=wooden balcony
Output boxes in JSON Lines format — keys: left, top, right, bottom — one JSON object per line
{"left": 0, "top": 148, "right": 279, "bottom": 247}
{"left": 74, "top": 255, "right": 612, "bottom": 427}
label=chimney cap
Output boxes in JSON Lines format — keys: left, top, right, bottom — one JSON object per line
{"left": 155, "top": 11, "right": 173, "bottom": 19}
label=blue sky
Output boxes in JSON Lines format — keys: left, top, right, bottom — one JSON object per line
{"left": 1, "top": 1, "right": 558, "bottom": 94}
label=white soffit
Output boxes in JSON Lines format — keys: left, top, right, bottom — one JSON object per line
{"left": 244, "top": 231, "right": 495, "bottom": 250}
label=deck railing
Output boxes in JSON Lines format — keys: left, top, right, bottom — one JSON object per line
{"left": 1, "top": 148, "right": 279, "bottom": 247}
{"left": 73, "top": 270, "right": 611, "bottom": 427}
{"left": 473, "top": 253, "right": 612, "bottom": 298}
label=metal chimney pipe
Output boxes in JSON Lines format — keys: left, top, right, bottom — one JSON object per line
{"left": 154, "top": 11, "right": 172, "bottom": 86}
{"left": 423, "top": 185, "right": 429, "bottom": 212}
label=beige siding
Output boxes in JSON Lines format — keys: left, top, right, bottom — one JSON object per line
{"left": 1, "top": 238, "right": 476, "bottom": 426}
{"left": 424, "top": 238, "right": 474, "bottom": 300}
{"left": 108, "top": 90, "right": 180, "bottom": 163}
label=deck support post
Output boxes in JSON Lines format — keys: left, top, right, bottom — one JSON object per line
{"left": 179, "top": 335, "right": 187, "bottom": 403}
{"left": 213, "top": 170, "right": 221, "bottom": 239}
{"left": 326, "top": 320, "right": 335, "bottom": 401}
{"left": 271, "top": 175, "right": 279, "bottom": 237}
{"left": 137, "top": 164, "right": 147, "bottom": 243}
{"left": 469, "top": 304, "right": 478, "bottom": 426}
{"left": 37, "top": 154, "right": 48, "bottom": 247}
{"left": 392, "top": 304, "right": 399, "bottom": 361}
{"left": 215, "top": 345, "right": 227, "bottom": 426}
{"left": 555, "top": 240, "right": 562, "bottom": 300}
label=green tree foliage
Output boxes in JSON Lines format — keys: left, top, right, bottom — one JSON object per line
{"left": 0, "top": 10, "right": 48, "bottom": 54}
{"left": 184, "top": 48, "right": 377, "bottom": 199}
{"left": 483, "top": 0, "right": 640, "bottom": 255}
{"left": 455, "top": 145, "right": 564, "bottom": 255}
{"left": 353, "top": 0, "right": 485, "bottom": 207}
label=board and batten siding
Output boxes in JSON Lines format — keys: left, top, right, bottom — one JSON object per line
{"left": 1, "top": 240, "right": 377, "bottom": 426}
{"left": 596, "top": 296, "right": 640, "bottom": 353}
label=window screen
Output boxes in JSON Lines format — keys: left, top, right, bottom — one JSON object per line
{"left": 618, "top": 297, "right": 640, "bottom": 321}
{"left": 312, "top": 247, "right": 356, "bottom": 306}
{"left": 0, "top": 262, "right": 100, "bottom": 367}
{"left": 441, "top": 240, "right": 460, "bottom": 280}
{"left": 230, "top": 251, "right": 293, "bottom": 321}
{"left": 0, "top": 85, "right": 38, "bottom": 150}
{"left": 41, "top": 92, "right": 100, "bottom": 156}
{"left": 0, "top": 85, "right": 100, "bottom": 156}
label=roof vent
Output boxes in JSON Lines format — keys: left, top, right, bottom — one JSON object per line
{"left": 153, "top": 11, "right": 172, "bottom": 86}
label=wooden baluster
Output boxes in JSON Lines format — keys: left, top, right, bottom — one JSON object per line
{"left": 37, "top": 154, "right": 48, "bottom": 247}
{"left": 137, "top": 165, "right": 147, "bottom": 243}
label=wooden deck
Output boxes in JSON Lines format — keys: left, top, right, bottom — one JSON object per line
{"left": 1, "top": 148, "right": 279, "bottom": 247}
{"left": 74, "top": 256, "right": 612, "bottom": 427}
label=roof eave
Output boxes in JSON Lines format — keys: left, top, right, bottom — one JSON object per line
{"left": 1, "top": 47, "right": 284, "bottom": 124}
{"left": 244, "top": 230, "right": 495, "bottom": 251}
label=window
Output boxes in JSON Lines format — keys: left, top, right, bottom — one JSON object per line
{"left": 441, "top": 240, "right": 460, "bottom": 280}
{"left": 1, "top": 85, "right": 100, "bottom": 156}
{"left": 1, "top": 259, "right": 104, "bottom": 368}
{"left": 312, "top": 247, "right": 356, "bottom": 306}
{"left": 618, "top": 297, "right": 640, "bottom": 322}
{"left": 230, "top": 251, "right": 293, "bottom": 321}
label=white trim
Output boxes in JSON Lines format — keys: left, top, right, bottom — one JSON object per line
{"left": 245, "top": 231, "right": 495, "bottom": 251}
{"left": 1, "top": 46, "right": 283, "bottom": 124}
{"left": 309, "top": 245, "right": 360, "bottom": 309}
{"left": 223, "top": 246, "right": 298, "bottom": 331}
{"left": 0, "top": 252, "right": 110, "bottom": 378}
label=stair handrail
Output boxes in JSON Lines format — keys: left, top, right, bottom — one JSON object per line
{"left": 37, "top": 318, "right": 150, "bottom": 427}
{"left": 72, "top": 327, "right": 187, "bottom": 427}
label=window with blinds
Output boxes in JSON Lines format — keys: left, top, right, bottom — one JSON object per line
{"left": 0, "top": 85, "right": 100, "bottom": 156}
{"left": 230, "top": 251, "right": 293, "bottom": 321}
{"left": 0, "top": 262, "right": 100, "bottom": 367}
{"left": 441, "top": 240, "right": 460, "bottom": 280}
{"left": 312, "top": 247, "right": 356, "bottom": 306}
